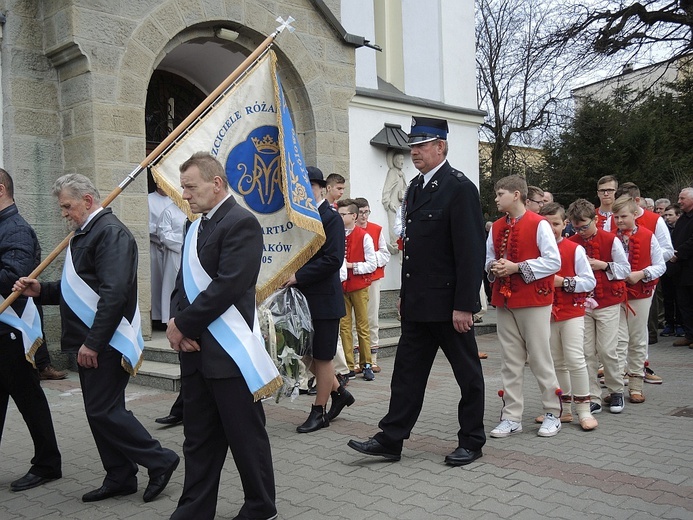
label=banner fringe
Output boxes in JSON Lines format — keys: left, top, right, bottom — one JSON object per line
{"left": 253, "top": 374, "right": 284, "bottom": 402}
{"left": 25, "top": 337, "right": 43, "bottom": 368}
{"left": 121, "top": 353, "right": 144, "bottom": 377}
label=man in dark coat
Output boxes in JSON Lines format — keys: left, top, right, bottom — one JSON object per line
{"left": 348, "top": 116, "right": 486, "bottom": 466}
{"left": 167, "top": 152, "right": 276, "bottom": 520}
{"left": 283, "top": 166, "right": 352, "bottom": 434}
{"left": 671, "top": 187, "right": 693, "bottom": 347}
{"left": 0, "top": 168, "right": 62, "bottom": 492}
{"left": 16, "top": 173, "right": 179, "bottom": 503}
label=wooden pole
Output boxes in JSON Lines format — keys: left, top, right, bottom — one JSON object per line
{"left": 1, "top": 28, "right": 284, "bottom": 314}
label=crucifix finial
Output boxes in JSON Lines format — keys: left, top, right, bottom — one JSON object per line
{"left": 275, "top": 16, "right": 295, "bottom": 34}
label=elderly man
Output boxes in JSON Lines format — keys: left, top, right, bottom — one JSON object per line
{"left": 672, "top": 188, "right": 693, "bottom": 348}
{"left": 348, "top": 116, "right": 486, "bottom": 466}
{"left": 15, "top": 174, "right": 179, "bottom": 503}
{"left": 167, "top": 152, "right": 277, "bottom": 520}
{"left": 0, "top": 169, "right": 62, "bottom": 492}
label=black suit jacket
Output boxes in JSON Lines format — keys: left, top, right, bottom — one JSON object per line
{"left": 171, "top": 196, "right": 263, "bottom": 378}
{"left": 295, "top": 199, "right": 346, "bottom": 320}
{"left": 400, "top": 161, "right": 485, "bottom": 321}
{"left": 672, "top": 210, "right": 693, "bottom": 286}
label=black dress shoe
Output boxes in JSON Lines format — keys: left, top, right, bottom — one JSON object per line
{"left": 155, "top": 414, "right": 183, "bottom": 426}
{"left": 10, "top": 472, "right": 60, "bottom": 491}
{"left": 296, "top": 404, "right": 329, "bottom": 433}
{"left": 444, "top": 447, "right": 482, "bottom": 466}
{"left": 82, "top": 484, "right": 138, "bottom": 502}
{"left": 347, "top": 438, "right": 401, "bottom": 461}
{"left": 326, "top": 388, "right": 355, "bottom": 421}
{"left": 143, "top": 455, "right": 180, "bottom": 502}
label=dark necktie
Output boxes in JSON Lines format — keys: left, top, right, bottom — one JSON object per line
{"left": 413, "top": 175, "right": 423, "bottom": 203}
{"left": 198, "top": 216, "right": 208, "bottom": 239}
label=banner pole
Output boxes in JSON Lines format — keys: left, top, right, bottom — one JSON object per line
{"left": 2, "top": 21, "right": 293, "bottom": 314}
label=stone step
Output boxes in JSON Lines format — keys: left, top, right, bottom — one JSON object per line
{"left": 143, "top": 337, "right": 180, "bottom": 364}
{"left": 133, "top": 360, "right": 180, "bottom": 392}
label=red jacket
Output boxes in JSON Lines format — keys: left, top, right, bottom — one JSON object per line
{"left": 622, "top": 227, "right": 658, "bottom": 300}
{"left": 569, "top": 229, "right": 626, "bottom": 308}
{"left": 343, "top": 226, "right": 372, "bottom": 293}
{"left": 490, "top": 211, "right": 554, "bottom": 308}
{"left": 364, "top": 222, "right": 385, "bottom": 281}
{"left": 553, "top": 240, "right": 588, "bottom": 321}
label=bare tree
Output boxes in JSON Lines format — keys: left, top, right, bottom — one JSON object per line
{"left": 554, "top": 1, "right": 693, "bottom": 60}
{"left": 476, "top": 0, "right": 589, "bottom": 180}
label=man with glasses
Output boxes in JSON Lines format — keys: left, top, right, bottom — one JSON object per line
{"left": 595, "top": 175, "right": 618, "bottom": 229}
{"left": 353, "top": 198, "right": 390, "bottom": 373}
{"left": 336, "top": 199, "right": 377, "bottom": 381}
{"left": 525, "top": 186, "right": 545, "bottom": 213}
{"left": 567, "top": 199, "right": 630, "bottom": 414}
{"left": 348, "top": 116, "right": 486, "bottom": 466}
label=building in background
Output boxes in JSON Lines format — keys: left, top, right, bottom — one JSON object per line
{"left": 0, "top": 0, "right": 481, "bottom": 359}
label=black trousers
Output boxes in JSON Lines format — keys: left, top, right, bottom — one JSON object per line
{"left": 676, "top": 284, "right": 693, "bottom": 340}
{"left": 0, "top": 333, "right": 61, "bottom": 478}
{"left": 78, "top": 347, "right": 177, "bottom": 488}
{"left": 171, "top": 371, "right": 276, "bottom": 520}
{"left": 375, "top": 320, "right": 486, "bottom": 452}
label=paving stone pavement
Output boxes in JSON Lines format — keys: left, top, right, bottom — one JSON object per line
{"left": 2, "top": 330, "right": 693, "bottom": 519}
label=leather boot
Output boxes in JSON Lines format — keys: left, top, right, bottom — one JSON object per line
{"left": 326, "top": 388, "right": 355, "bottom": 422}
{"left": 296, "top": 404, "right": 329, "bottom": 433}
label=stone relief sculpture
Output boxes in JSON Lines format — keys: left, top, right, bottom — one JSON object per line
{"left": 381, "top": 149, "right": 407, "bottom": 254}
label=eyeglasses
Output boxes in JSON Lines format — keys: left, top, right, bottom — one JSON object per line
{"left": 574, "top": 220, "right": 594, "bottom": 232}
{"left": 528, "top": 199, "right": 544, "bottom": 206}
{"left": 597, "top": 189, "right": 616, "bottom": 195}
{"left": 358, "top": 210, "right": 371, "bottom": 216}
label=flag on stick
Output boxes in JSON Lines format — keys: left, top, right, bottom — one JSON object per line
{"left": 151, "top": 50, "right": 324, "bottom": 301}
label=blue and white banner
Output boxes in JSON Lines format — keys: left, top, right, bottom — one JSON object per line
{"left": 61, "top": 243, "right": 144, "bottom": 375}
{"left": 182, "top": 218, "right": 281, "bottom": 400}
{"left": 151, "top": 50, "right": 324, "bottom": 302}
{"left": 0, "top": 295, "right": 43, "bottom": 365}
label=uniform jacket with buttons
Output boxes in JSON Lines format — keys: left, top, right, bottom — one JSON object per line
{"left": 399, "top": 160, "right": 485, "bottom": 321}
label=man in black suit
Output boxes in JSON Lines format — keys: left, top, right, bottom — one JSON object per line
{"left": 16, "top": 173, "right": 179, "bottom": 502}
{"left": 671, "top": 187, "right": 693, "bottom": 347}
{"left": 167, "top": 152, "right": 276, "bottom": 520}
{"left": 283, "top": 166, "right": 353, "bottom": 433}
{"left": 0, "top": 168, "right": 62, "bottom": 492}
{"left": 348, "top": 116, "right": 486, "bottom": 466}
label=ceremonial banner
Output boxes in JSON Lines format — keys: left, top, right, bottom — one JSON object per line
{"left": 151, "top": 50, "right": 324, "bottom": 301}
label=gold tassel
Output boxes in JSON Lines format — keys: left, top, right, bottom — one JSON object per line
{"left": 253, "top": 375, "right": 284, "bottom": 402}
{"left": 121, "top": 354, "right": 144, "bottom": 376}
{"left": 25, "top": 337, "right": 43, "bottom": 368}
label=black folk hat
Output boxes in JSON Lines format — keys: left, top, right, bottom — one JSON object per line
{"left": 306, "top": 166, "right": 326, "bottom": 187}
{"left": 407, "top": 116, "right": 449, "bottom": 145}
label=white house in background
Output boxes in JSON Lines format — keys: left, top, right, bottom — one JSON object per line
{"left": 342, "top": 0, "right": 484, "bottom": 292}
{"left": 572, "top": 56, "right": 692, "bottom": 105}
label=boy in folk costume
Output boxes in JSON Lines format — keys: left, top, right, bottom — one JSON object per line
{"left": 538, "top": 203, "right": 598, "bottom": 431}
{"left": 485, "top": 175, "right": 562, "bottom": 438}
{"left": 567, "top": 199, "right": 631, "bottom": 414}
{"left": 595, "top": 175, "right": 618, "bottom": 230}
{"left": 611, "top": 196, "right": 666, "bottom": 405}
{"left": 336, "top": 199, "right": 377, "bottom": 381}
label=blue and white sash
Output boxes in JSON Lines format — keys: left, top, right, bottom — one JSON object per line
{"left": 61, "top": 243, "right": 144, "bottom": 375}
{"left": 183, "top": 218, "right": 281, "bottom": 401}
{"left": 0, "top": 295, "right": 43, "bottom": 366}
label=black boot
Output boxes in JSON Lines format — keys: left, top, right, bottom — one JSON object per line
{"left": 296, "top": 404, "right": 329, "bottom": 433}
{"left": 326, "top": 388, "right": 355, "bottom": 422}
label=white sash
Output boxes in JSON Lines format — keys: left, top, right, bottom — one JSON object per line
{"left": 0, "top": 295, "right": 43, "bottom": 365}
{"left": 61, "top": 243, "right": 144, "bottom": 375}
{"left": 182, "top": 218, "right": 281, "bottom": 401}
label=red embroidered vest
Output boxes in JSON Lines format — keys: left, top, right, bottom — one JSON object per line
{"left": 569, "top": 229, "right": 625, "bottom": 308}
{"left": 364, "top": 222, "right": 385, "bottom": 281}
{"left": 596, "top": 211, "right": 609, "bottom": 230}
{"left": 490, "top": 211, "right": 554, "bottom": 308}
{"left": 622, "top": 227, "right": 658, "bottom": 300}
{"left": 343, "top": 226, "right": 372, "bottom": 293}
{"left": 553, "top": 240, "right": 588, "bottom": 321}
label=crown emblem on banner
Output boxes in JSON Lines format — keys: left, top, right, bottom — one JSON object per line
{"left": 251, "top": 134, "right": 280, "bottom": 155}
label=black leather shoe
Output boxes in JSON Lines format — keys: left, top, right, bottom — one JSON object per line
{"left": 347, "top": 438, "right": 401, "bottom": 461}
{"left": 143, "top": 455, "right": 180, "bottom": 502}
{"left": 326, "top": 388, "right": 355, "bottom": 421}
{"left": 10, "top": 472, "right": 60, "bottom": 492}
{"left": 82, "top": 484, "right": 138, "bottom": 502}
{"left": 296, "top": 404, "right": 329, "bottom": 433}
{"left": 444, "top": 447, "right": 483, "bottom": 466}
{"left": 155, "top": 414, "right": 182, "bottom": 426}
